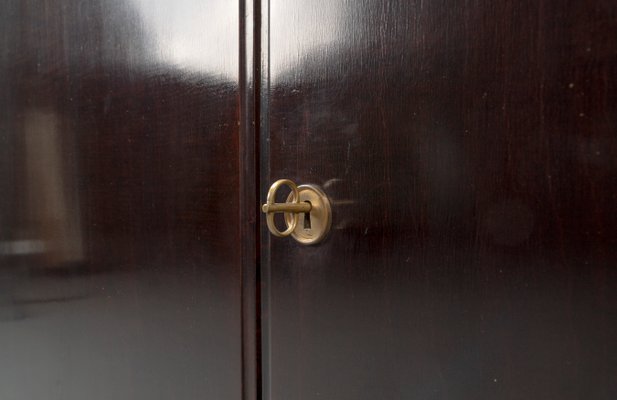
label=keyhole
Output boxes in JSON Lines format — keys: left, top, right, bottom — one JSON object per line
{"left": 303, "top": 201, "right": 312, "bottom": 230}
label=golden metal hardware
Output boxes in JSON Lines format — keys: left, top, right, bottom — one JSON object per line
{"left": 262, "top": 179, "right": 305, "bottom": 237}
{"left": 262, "top": 179, "right": 332, "bottom": 244}
{"left": 261, "top": 202, "right": 311, "bottom": 214}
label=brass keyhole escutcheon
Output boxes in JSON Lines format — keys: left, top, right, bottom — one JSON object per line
{"left": 262, "top": 179, "right": 332, "bottom": 245}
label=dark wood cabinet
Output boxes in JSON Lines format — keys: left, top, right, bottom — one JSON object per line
{"left": 1, "top": 1, "right": 615, "bottom": 399}
{"left": 0, "top": 1, "right": 242, "bottom": 398}
{"left": 261, "top": 1, "right": 616, "bottom": 399}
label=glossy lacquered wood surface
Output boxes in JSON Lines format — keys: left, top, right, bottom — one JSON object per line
{"left": 0, "top": 1, "right": 242, "bottom": 398}
{"left": 262, "top": 1, "right": 617, "bottom": 399}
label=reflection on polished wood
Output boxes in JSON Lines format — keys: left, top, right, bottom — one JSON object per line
{"left": 263, "top": 0, "right": 617, "bottom": 399}
{"left": 0, "top": 1, "right": 242, "bottom": 399}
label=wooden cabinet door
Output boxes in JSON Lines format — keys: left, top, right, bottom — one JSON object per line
{"left": 261, "top": 1, "right": 617, "bottom": 399}
{"left": 0, "top": 1, "right": 243, "bottom": 399}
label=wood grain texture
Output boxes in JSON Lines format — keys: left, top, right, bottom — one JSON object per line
{"left": 263, "top": 1, "right": 617, "bottom": 398}
{"left": 0, "top": 1, "right": 242, "bottom": 398}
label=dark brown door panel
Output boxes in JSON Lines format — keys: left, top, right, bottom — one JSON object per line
{"left": 0, "top": 1, "right": 242, "bottom": 398}
{"left": 261, "top": 1, "right": 617, "bottom": 399}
